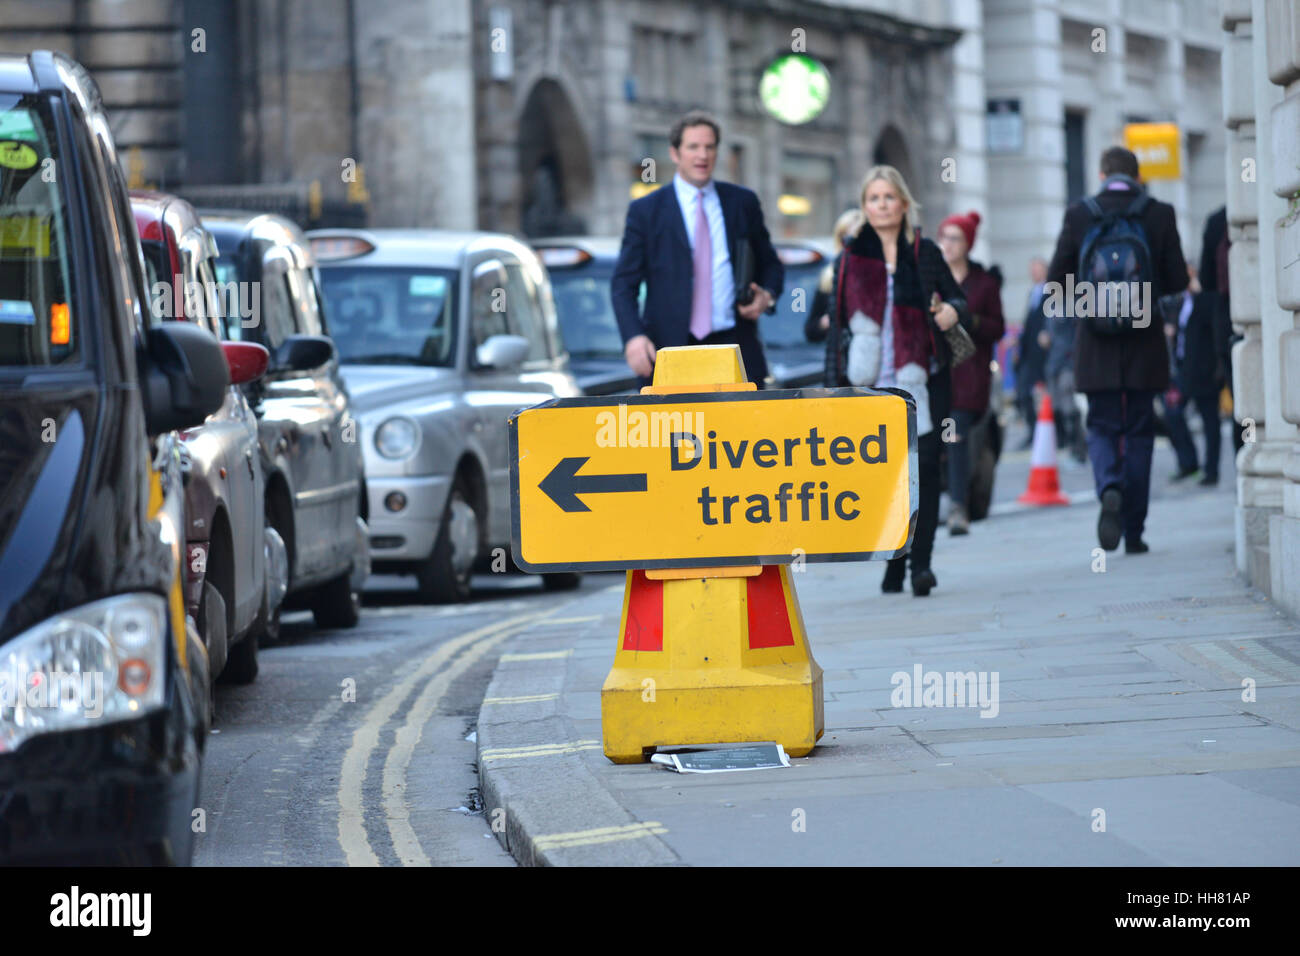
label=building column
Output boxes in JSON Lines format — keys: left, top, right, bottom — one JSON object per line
{"left": 842, "top": 32, "right": 871, "bottom": 213}
{"left": 1223, "top": 1, "right": 1267, "bottom": 580}
{"left": 1225, "top": 0, "right": 1296, "bottom": 593}
{"left": 1159, "top": 18, "right": 1192, "bottom": 253}
{"left": 1091, "top": 1, "right": 1125, "bottom": 161}
{"left": 1260, "top": 0, "right": 1300, "bottom": 615}
{"left": 945, "top": 0, "right": 989, "bottom": 258}
{"left": 982, "top": 0, "right": 1064, "bottom": 318}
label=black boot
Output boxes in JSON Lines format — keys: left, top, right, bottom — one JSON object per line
{"left": 882, "top": 557, "right": 906, "bottom": 593}
{"left": 912, "top": 568, "right": 937, "bottom": 597}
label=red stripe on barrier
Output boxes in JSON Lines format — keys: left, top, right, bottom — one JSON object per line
{"left": 622, "top": 571, "right": 664, "bottom": 651}
{"left": 746, "top": 566, "right": 796, "bottom": 649}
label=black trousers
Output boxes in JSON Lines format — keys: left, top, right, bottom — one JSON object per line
{"left": 1085, "top": 389, "right": 1156, "bottom": 543}
{"left": 946, "top": 409, "right": 976, "bottom": 508}
{"left": 886, "top": 429, "right": 940, "bottom": 581}
{"left": 1166, "top": 388, "right": 1223, "bottom": 480}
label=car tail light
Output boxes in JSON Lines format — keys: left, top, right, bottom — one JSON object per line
{"left": 777, "top": 247, "right": 824, "bottom": 266}
{"left": 536, "top": 247, "right": 592, "bottom": 268}
{"left": 310, "top": 235, "right": 376, "bottom": 261}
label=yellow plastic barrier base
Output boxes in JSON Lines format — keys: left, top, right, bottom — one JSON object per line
{"left": 601, "top": 568, "right": 824, "bottom": 763}
{"left": 600, "top": 345, "right": 824, "bottom": 764}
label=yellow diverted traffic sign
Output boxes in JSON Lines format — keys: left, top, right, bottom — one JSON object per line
{"left": 509, "top": 387, "right": 917, "bottom": 572}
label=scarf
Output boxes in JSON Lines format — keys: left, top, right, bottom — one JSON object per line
{"left": 836, "top": 226, "right": 933, "bottom": 374}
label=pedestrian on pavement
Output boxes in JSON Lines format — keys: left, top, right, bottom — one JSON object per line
{"left": 1043, "top": 286, "right": 1088, "bottom": 464}
{"left": 611, "top": 110, "right": 783, "bottom": 387}
{"left": 823, "top": 165, "right": 971, "bottom": 596}
{"left": 1200, "top": 205, "right": 1245, "bottom": 453}
{"left": 1013, "top": 257, "right": 1049, "bottom": 448}
{"left": 1164, "top": 267, "right": 1230, "bottom": 486}
{"left": 936, "top": 210, "right": 1005, "bottom": 535}
{"left": 1046, "top": 146, "right": 1189, "bottom": 554}
{"left": 805, "top": 208, "right": 862, "bottom": 344}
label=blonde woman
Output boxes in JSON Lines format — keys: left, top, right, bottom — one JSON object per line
{"left": 824, "top": 165, "right": 970, "bottom": 596}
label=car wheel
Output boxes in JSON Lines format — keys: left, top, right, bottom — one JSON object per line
{"left": 310, "top": 572, "right": 362, "bottom": 628}
{"left": 198, "top": 579, "right": 228, "bottom": 683}
{"left": 220, "top": 629, "right": 259, "bottom": 686}
{"left": 416, "top": 479, "right": 479, "bottom": 603}
{"left": 541, "top": 572, "right": 581, "bottom": 591}
{"left": 256, "top": 508, "right": 289, "bottom": 646}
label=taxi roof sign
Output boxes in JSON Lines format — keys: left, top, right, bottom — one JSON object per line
{"left": 509, "top": 387, "right": 917, "bottom": 572}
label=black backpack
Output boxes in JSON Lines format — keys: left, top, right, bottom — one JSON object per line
{"left": 1077, "top": 193, "right": 1154, "bottom": 335}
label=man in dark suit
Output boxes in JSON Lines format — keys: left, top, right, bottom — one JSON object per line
{"left": 1047, "top": 146, "right": 1188, "bottom": 554}
{"left": 1165, "top": 271, "right": 1231, "bottom": 486}
{"left": 611, "top": 111, "right": 783, "bottom": 386}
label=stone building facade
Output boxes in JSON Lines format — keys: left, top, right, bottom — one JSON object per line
{"left": 1219, "top": 0, "right": 1300, "bottom": 615}
{"left": 983, "top": 0, "right": 1225, "bottom": 327}
{"left": 473, "top": 0, "right": 976, "bottom": 242}
{"left": 0, "top": 0, "right": 978, "bottom": 237}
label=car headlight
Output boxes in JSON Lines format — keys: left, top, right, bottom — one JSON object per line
{"left": 374, "top": 416, "right": 419, "bottom": 460}
{"left": 0, "top": 593, "right": 168, "bottom": 754}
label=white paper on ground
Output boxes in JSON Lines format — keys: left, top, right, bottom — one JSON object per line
{"left": 649, "top": 743, "right": 790, "bottom": 773}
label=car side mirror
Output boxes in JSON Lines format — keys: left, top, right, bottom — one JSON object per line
{"left": 275, "top": 334, "right": 335, "bottom": 372}
{"left": 475, "top": 334, "right": 529, "bottom": 370}
{"left": 222, "top": 341, "right": 270, "bottom": 386}
{"left": 141, "top": 321, "right": 230, "bottom": 435}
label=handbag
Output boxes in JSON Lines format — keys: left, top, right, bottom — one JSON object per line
{"left": 914, "top": 232, "right": 975, "bottom": 367}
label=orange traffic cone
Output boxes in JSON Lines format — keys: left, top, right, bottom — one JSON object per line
{"left": 1017, "top": 391, "right": 1071, "bottom": 506}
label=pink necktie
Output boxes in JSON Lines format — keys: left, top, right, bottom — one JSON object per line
{"left": 690, "top": 190, "right": 712, "bottom": 340}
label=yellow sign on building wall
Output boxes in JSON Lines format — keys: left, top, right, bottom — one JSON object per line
{"left": 1123, "top": 123, "right": 1182, "bottom": 180}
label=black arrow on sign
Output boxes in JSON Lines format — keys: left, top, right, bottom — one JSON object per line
{"left": 539, "top": 457, "right": 648, "bottom": 513}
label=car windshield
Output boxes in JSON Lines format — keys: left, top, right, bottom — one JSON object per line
{"left": 765, "top": 263, "right": 826, "bottom": 349}
{"left": 316, "top": 266, "right": 457, "bottom": 366}
{"left": 548, "top": 265, "right": 626, "bottom": 359}
{"left": 0, "top": 95, "right": 77, "bottom": 368}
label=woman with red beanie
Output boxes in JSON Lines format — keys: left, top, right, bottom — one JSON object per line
{"left": 936, "top": 210, "right": 1005, "bottom": 535}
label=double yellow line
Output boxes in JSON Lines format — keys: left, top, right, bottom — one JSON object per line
{"left": 336, "top": 607, "right": 556, "bottom": 867}
{"left": 534, "top": 822, "right": 669, "bottom": 853}
{"left": 479, "top": 740, "right": 601, "bottom": 762}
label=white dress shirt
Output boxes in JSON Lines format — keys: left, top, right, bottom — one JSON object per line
{"left": 672, "top": 173, "right": 736, "bottom": 334}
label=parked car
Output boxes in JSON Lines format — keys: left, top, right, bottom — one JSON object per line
{"left": 0, "top": 52, "right": 228, "bottom": 863}
{"left": 536, "top": 235, "right": 828, "bottom": 392}
{"left": 308, "top": 229, "right": 583, "bottom": 600}
{"left": 768, "top": 239, "right": 836, "bottom": 388}
{"left": 532, "top": 238, "right": 639, "bottom": 395}
{"left": 131, "top": 191, "right": 283, "bottom": 687}
{"left": 200, "top": 210, "right": 368, "bottom": 647}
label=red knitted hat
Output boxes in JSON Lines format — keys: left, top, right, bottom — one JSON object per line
{"left": 939, "top": 210, "right": 980, "bottom": 249}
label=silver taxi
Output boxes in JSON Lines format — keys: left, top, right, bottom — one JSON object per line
{"left": 308, "top": 229, "right": 582, "bottom": 601}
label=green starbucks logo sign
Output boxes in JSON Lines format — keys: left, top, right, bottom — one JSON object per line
{"left": 759, "top": 54, "right": 830, "bottom": 125}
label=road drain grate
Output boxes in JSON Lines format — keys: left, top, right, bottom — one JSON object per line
{"left": 1101, "top": 595, "right": 1264, "bottom": 615}
{"left": 1173, "top": 637, "right": 1300, "bottom": 683}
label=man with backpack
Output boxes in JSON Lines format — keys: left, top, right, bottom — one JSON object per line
{"left": 1046, "top": 146, "right": 1189, "bottom": 554}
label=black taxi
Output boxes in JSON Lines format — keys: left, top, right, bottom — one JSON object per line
{"left": 0, "top": 52, "right": 229, "bottom": 864}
